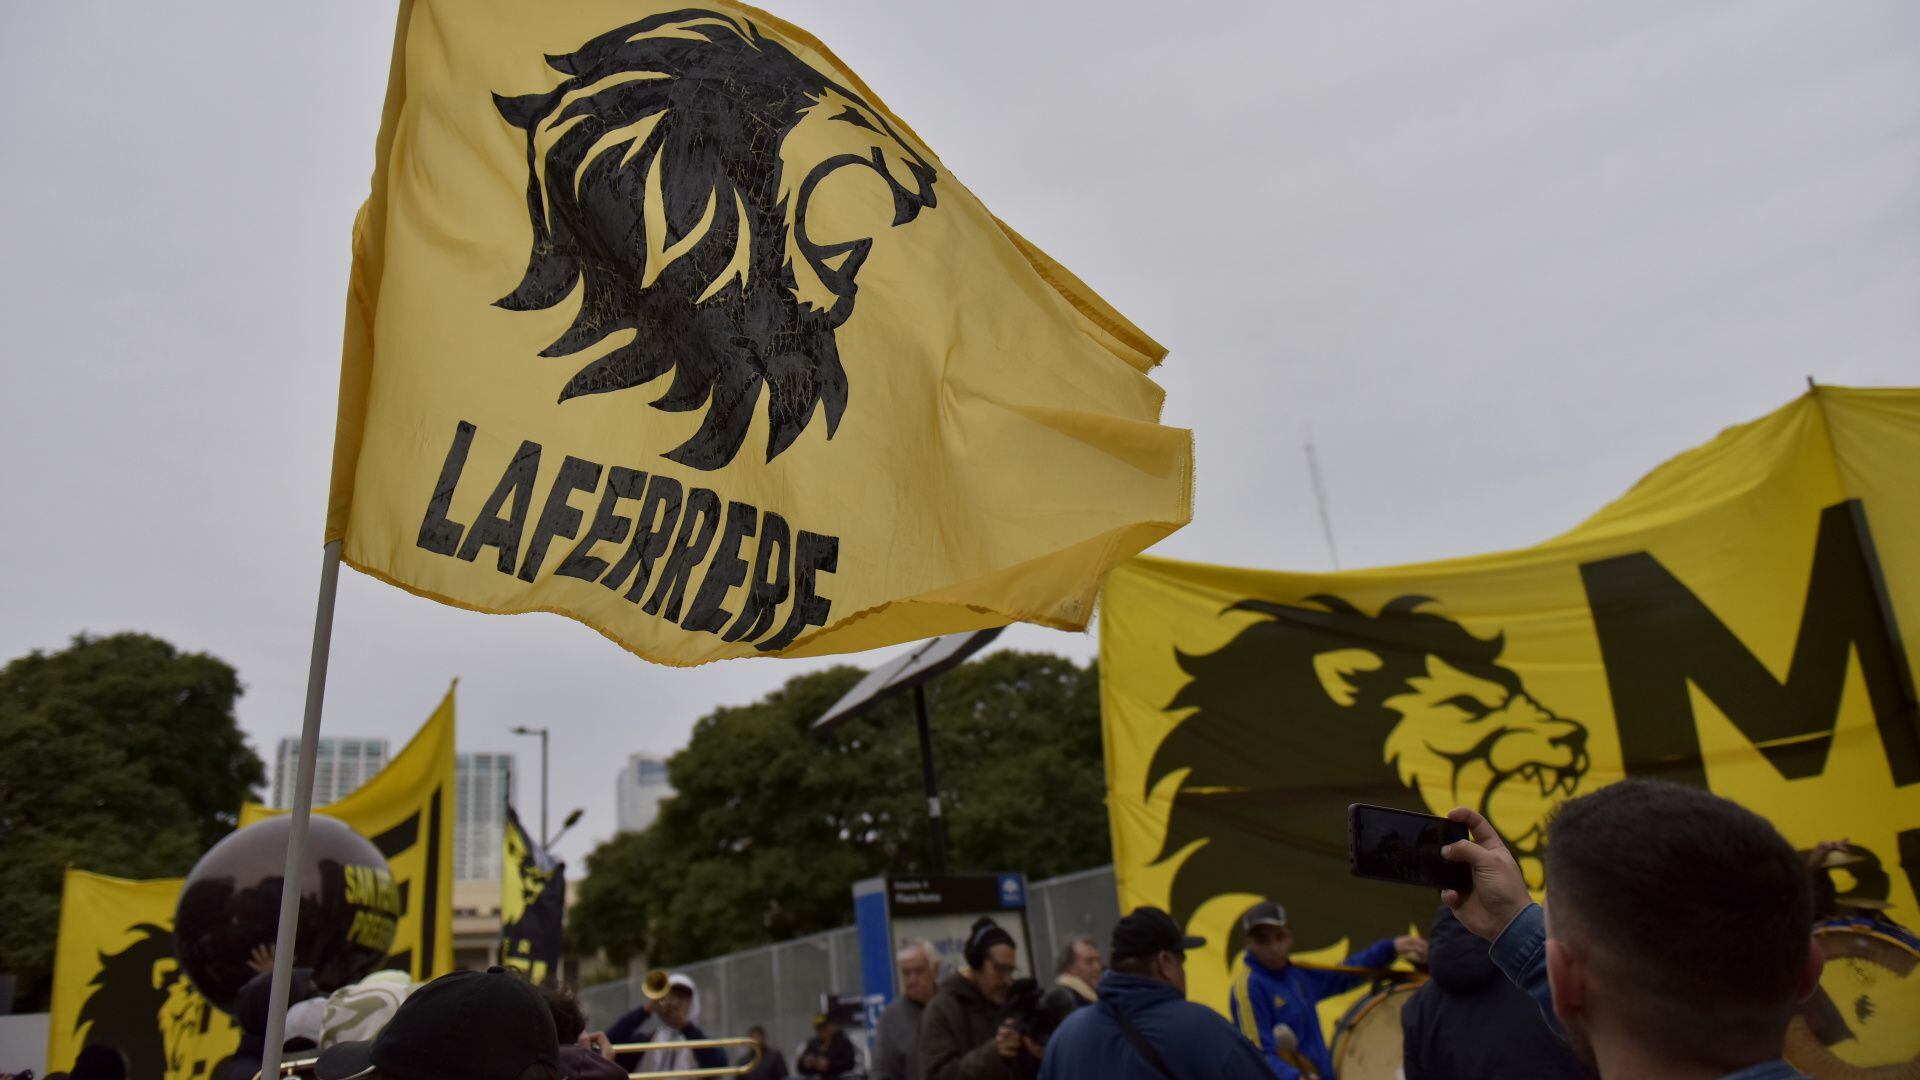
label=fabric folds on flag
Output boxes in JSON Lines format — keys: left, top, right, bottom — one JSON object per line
{"left": 326, "top": 0, "right": 1191, "bottom": 666}
{"left": 1100, "top": 387, "right": 1920, "bottom": 1024}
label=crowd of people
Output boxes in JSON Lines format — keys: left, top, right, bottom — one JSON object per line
{"left": 25, "top": 779, "right": 1887, "bottom": 1080}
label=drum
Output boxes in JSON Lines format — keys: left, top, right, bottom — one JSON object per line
{"left": 1783, "top": 918, "right": 1920, "bottom": 1079}
{"left": 1330, "top": 980, "right": 1424, "bottom": 1080}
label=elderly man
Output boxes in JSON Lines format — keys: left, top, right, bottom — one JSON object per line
{"left": 874, "top": 939, "right": 938, "bottom": 1080}
{"left": 1052, "top": 937, "right": 1101, "bottom": 1007}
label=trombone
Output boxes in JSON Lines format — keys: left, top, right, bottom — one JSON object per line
{"left": 256, "top": 969, "right": 763, "bottom": 1080}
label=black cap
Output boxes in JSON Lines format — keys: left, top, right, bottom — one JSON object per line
{"left": 1109, "top": 907, "right": 1205, "bottom": 960}
{"left": 1240, "top": 901, "right": 1288, "bottom": 932}
{"left": 315, "top": 967, "right": 558, "bottom": 1080}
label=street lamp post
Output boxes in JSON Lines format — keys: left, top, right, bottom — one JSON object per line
{"left": 509, "top": 725, "right": 549, "bottom": 845}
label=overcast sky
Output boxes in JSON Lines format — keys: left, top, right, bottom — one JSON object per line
{"left": 2, "top": 2, "right": 1914, "bottom": 871}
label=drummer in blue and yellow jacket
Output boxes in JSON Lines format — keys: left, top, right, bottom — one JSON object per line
{"left": 1227, "top": 901, "right": 1427, "bottom": 1079}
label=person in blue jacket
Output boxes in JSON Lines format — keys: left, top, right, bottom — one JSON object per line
{"left": 1226, "top": 901, "right": 1427, "bottom": 1079}
{"left": 1039, "top": 907, "right": 1274, "bottom": 1080}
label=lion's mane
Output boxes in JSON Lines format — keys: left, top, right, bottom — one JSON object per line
{"left": 493, "top": 9, "right": 912, "bottom": 470}
{"left": 1149, "top": 596, "right": 1519, "bottom": 956}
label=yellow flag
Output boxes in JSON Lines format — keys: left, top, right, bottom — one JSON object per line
{"left": 324, "top": 0, "right": 1191, "bottom": 667}
{"left": 47, "top": 870, "right": 242, "bottom": 1080}
{"left": 242, "top": 687, "right": 457, "bottom": 981}
{"left": 1101, "top": 387, "right": 1920, "bottom": 1022}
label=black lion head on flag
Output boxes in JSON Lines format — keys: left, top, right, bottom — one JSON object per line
{"left": 75, "top": 923, "right": 215, "bottom": 1079}
{"left": 1150, "top": 596, "right": 1589, "bottom": 960}
{"left": 492, "top": 8, "right": 940, "bottom": 470}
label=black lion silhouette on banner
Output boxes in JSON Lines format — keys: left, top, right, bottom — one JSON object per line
{"left": 74, "top": 923, "right": 219, "bottom": 1080}
{"left": 492, "top": 8, "right": 940, "bottom": 470}
{"left": 1150, "top": 596, "right": 1590, "bottom": 961}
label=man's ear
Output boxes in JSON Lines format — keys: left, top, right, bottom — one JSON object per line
{"left": 1313, "top": 648, "right": 1383, "bottom": 706}
{"left": 1797, "top": 935, "right": 1826, "bottom": 1002}
{"left": 1545, "top": 938, "right": 1585, "bottom": 1023}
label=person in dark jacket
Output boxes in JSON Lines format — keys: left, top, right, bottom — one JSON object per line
{"left": 536, "top": 981, "right": 628, "bottom": 1080}
{"left": 740, "top": 1025, "right": 790, "bottom": 1080}
{"left": 1400, "top": 904, "right": 1584, "bottom": 1080}
{"left": 798, "top": 1014, "right": 858, "bottom": 1079}
{"left": 920, "top": 918, "right": 1022, "bottom": 1080}
{"left": 1038, "top": 907, "right": 1272, "bottom": 1080}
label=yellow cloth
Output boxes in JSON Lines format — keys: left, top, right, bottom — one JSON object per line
{"left": 46, "top": 869, "right": 241, "bottom": 1079}
{"left": 1101, "top": 386, "right": 1920, "bottom": 1028}
{"left": 326, "top": 0, "right": 1191, "bottom": 666}
{"left": 241, "top": 686, "right": 457, "bottom": 981}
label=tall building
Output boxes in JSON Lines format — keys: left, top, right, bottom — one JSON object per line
{"left": 616, "top": 754, "right": 673, "bottom": 833}
{"left": 454, "top": 752, "right": 515, "bottom": 882}
{"left": 272, "top": 737, "right": 390, "bottom": 808}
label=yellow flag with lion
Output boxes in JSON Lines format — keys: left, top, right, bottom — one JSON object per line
{"left": 326, "top": 0, "right": 1191, "bottom": 667}
{"left": 1102, "top": 386, "right": 1920, "bottom": 1040}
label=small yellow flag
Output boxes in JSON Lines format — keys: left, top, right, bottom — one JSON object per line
{"left": 46, "top": 870, "right": 242, "bottom": 1080}
{"left": 242, "top": 687, "right": 457, "bottom": 981}
{"left": 327, "top": 1, "right": 1192, "bottom": 666}
{"left": 1101, "top": 387, "right": 1920, "bottom": 1025}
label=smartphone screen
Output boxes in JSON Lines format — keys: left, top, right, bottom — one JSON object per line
{"left": 1348, "top": 803, "right": 1473, "bottom": 893}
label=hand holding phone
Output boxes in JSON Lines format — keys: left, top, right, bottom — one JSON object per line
{"left": 1347, "top": 803, "right": 1472, "bottom": 895}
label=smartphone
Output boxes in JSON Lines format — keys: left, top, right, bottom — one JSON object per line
{"left": 1347, "top": 803, "right": 1472, "bottom": 894}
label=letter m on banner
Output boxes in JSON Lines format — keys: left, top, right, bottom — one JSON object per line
{"left": 1583, "top": 499, "right": 1920, "bottom": 788}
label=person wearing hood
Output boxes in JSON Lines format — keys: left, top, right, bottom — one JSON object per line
{"left": 1399, "top": 904, "right": 1585, "bottom": 1079}
{"left": 1227, "top": 900, "right": 1427, "bottom": 1079}
{"left": 1038, "top": 907, "right": 1272, "bottom": 1080}
{"left": 211, "top": 966, "right": 328, "bottom": 1080}
{"left": 607, "top": 973, "right": 728, "bottom": 1075}
{"left": 920, "top": 918, "right": 1022, "bottom": 1080}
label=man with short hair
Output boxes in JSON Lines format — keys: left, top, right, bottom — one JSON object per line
{"left": 314, "top": 966, "right": 564, "bottom": 1080}
{"left": 874, "top": 939, "right": 938, "bottom": 1080}
{"left": 1228, "top": 900, "right": 1427, "bottom": 1078}
{"left": 798, "top": 1014, "right": 858, "bottom": 1079}
{"left": 1442, "top": 778, "right": 1824, "bottom": 1080}
{"left": 1038, "top": 907, "right": 1273, "bottom": 1080}
{"left": 1052, "top": 937, "right": 1101, "bottom": 1007}
{"left": 920, "top": 918, "right": 1021, "bottom": 1080}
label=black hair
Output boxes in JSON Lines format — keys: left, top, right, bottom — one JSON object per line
{"left": 1544, "top": 779, "right": 1812, "bottom": 1068}
{"left": 748, "top": 1024, "right": 766, "bottom": 1037}
{"left": 1000, "top": 979, "right": 1077, "bottom": 1047}
{"left": 536, "top": 982, "right": 587, "bottom": 1044}
{"left": 963, "top": 918, "right": 1015, "bottom": 970}
{"left": 664, "top": 983, "right": 695, "bottom": 1004}
{"left": 70, "top": 1044, "right": 129, "bottom": 1080}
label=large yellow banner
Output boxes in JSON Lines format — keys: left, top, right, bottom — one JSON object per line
{"left": 241, "top": 687, "right": 457, "bottom": 981}
{"left": 47, "top": 870, "right": 242, "bottom": 1080}
{"left": 1101, "top": 387, "right": 1920, "bottom": 1018}
{"left": 326, "top": 0, "right": 1191, "bottom": 666}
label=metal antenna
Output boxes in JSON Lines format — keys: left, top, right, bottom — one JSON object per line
{"left": 1304, "top": 431, "right": 1342, "bottom": 570}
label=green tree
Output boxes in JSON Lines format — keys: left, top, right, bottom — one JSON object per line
{"left": 570, "top": 651, "right": 1107, "bottom": 966}
{"left": 0, "top": 633, "right": 265, "bottom": 1010}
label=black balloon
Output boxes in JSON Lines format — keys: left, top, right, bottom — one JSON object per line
{"left": 174, "top": 814, "right": 401, "bottom": 1012}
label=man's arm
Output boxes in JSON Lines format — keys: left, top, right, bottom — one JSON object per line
{"left": 680, "top": 1021, "right": 728, "bottom": 1069}
{"left": 1440, "top": 805, "right": 1562, "bottom": 1038}
{"left": 1486, "top": 903, "right": 1562, "bottom": 1038}
{"left": 1227, "top": 962, "right": 1287, "bottom": 1072}
{"left": 871, "top": 1010, "right": 905, "bottom": 1080}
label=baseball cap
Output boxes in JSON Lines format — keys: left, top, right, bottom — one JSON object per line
{"left": 1109, "top": 907, "right": 1205, "bottom": 959}
{"left": 314, "top": 966, "right": 558, "bottom": 1080}
{"left": 1241, "top": 901, "right": 1288, "bottom": 932}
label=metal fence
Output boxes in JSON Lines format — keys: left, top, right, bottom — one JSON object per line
{"left": 577, "top": 865, "right": 1119, "bottom": 1063}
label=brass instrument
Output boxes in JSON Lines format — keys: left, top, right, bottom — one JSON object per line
{"left": 641, "top": 967, "right": 673, "bottom": 1001}
{"left": 254, "top": 969, "right": 760, "bottom": 1079}
{"left": 609, "top": 1035, "right": 762, "bottom": 1079}
{"left": 253, "top": 1037, "right": 763, "bottom": 1080}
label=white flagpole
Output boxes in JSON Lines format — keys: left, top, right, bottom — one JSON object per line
{"left": 259, "top": 539, "right": 343, "bottom": 1080}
